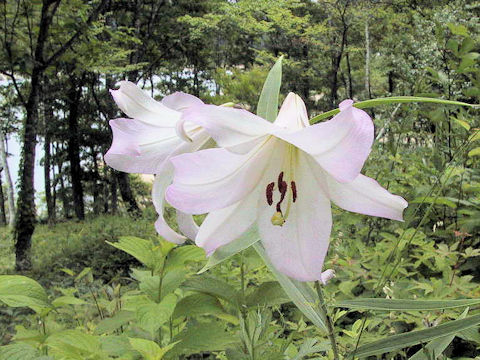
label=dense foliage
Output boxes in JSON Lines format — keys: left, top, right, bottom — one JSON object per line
{"left": 0, "top": 0, "right": 479, "bottom": 358}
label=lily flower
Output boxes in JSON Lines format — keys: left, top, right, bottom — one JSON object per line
{"left": 166, "top": 94, "right": 408, "bottom": 281}
{"left": 104, "top": 81, "right": 211, "bottom": 244}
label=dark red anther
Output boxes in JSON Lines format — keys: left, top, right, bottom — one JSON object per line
{"left": 291, "top": 181, "right": 297, "bottom": 202}
{"left": 277, "top": 172, "right": 284, "bottom": 187}
{"left": 266, "top": 182, "right": 275, "bottom": 206}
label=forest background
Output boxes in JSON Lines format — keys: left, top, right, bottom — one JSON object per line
{"left": 0, "top": 0, "right": 480, "bottom": 359}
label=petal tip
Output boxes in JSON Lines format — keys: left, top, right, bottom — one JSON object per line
{"left": 339, "top": 99, "right": 354, "bottom": 111}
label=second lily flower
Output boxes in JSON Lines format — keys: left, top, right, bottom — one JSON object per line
{"left": 166, "top": 93, "right": 408, "bottom": 282}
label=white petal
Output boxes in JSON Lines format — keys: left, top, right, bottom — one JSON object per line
{"left": 258, "top": 152, "right": 333, "bottom": 282}
{"left": 110, "top": 81, "right": 179, "bottom": 126}
{"left": 104, "top": 118, "right": 181, "bottom": 174}
{"left": 311, "top": 160, "right": 408, "bottom": 221}
{"left": 162, "top": 92, "right": 204, "bottom": 112}
{"left": 176, "top": 211, "right": 199, "bottom": 241}
{"left": 152, "top": 164, "right": 186, "bottom": 244}
{"left": 195, "top": 189, "right": 260, "bottom": 255}
{"left": 274, "top": 100, "right": 374, "bottom": 183}
{"left": 166, "top": 138, "right": 276, "bottom": 214}
{"left": 181, "top": 104, "right": 275, "bottom": 153}
{"left": 274, "top": 92, "right": 309, "bottom": 130}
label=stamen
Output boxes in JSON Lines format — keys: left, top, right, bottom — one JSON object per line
{"left": 266, "top": 182, "right": 275, "bottom": 206}
{"left": 277, "top": 171, "right": 284, "bottom": 187}
{"left": 291, "top": 181, "right": 297, "bottom": 202}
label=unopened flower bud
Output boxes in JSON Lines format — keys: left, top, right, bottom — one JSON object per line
{"left": 320, "top": 269, "right": 335, "bottom": 285}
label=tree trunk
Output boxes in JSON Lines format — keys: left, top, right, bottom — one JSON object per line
{"left": 42, "top": 81, "right": 55, "bottom": 224}
{"left": 330, "top": 23, "right": 348, "bottom": 107}
{"left": 115, "top": 171, "right": 141, "bottom": 216}
{"left": 364, "top": 18, "right": 372, "bottom": 99}
{"left": 0, "top": 173, "right": 6, "bottom": 226}
{"left": 66, "top": 75, "right": 85, "bottom": 220}
{"left": 110, "top": 168, "right": 118, "bottom": 214}
{"left": 90, "top": 146, "right": 101, "bottom": 215}
{"left": 0, "top": 130, "right": 15, "bottom": 226}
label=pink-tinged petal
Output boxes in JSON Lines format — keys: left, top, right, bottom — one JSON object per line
{"left": 258, "top": 152, "right": 333, "bottom": 282}
{"left": 162, "top": 92, "right": 204, "bottom": 112}
{"left": 105, "top": 120, "right": 210, "bottom": 174}
{"left": 308, "top": 157, "right": 408, "bottom": 221}
{"left": 274, "top": 100, "right": 374, "bottom": 183}
{"left": 176, "top": 211, "right": 199, "bottom": 241}
{"left": 195, "top": 189, "right": 260, "bottom": 255}
{"left": 274, "top": 92, "right": 309, "bottom": 130}
{"left": 152, "top": 164, "right": 186, "bottom": 244}
{"left": 104, "top": 118, "right": 181, "bottom": 174}
{"left": 166, "top": 139, "right": 276, "bottom": 214}
{"left": 110, "top": 81, "right": 179, "bottom": 126}
{"left": 181, "top": 104, "right": 275, "bottom": 153}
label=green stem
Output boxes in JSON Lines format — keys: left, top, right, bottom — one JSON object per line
{"left": 315, "top": 281, "right": 339, "bottom": 360}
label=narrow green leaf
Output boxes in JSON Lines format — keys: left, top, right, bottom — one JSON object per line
{"left": 198, "top": 225, "right": 260, "bottom": 273}
{"left": 257, "top": 56, "right": 283, "bottom": 122}
{"left": 311, "top": 96, "right": 478, "bottom": 123}
{"left": 411, "top": 196, "right": 457, "bottom": 208}
{"left": 253, "top": 243, "right": 328, "bottom": 332}
{"left": 0, "top": 275, "right": 50, "bottom": 311}
{"left": 353, "top": 314, "right": 480, "bottom": 358}
{"left": 334, "top": 298, "right": 480, "bottom": 311}
{"left": 408, "top": 309, "right": 468, "bottom": 360}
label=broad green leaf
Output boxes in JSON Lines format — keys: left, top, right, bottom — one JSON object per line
{"left": 164, "top": 245, "right": 205, "bottom": 272}
{"left": 46, "top": 330, "right": 103, "bottom": 360}
{"left": 0, "top": 275, "right": 50, "bottom": 311}
{"left": 353, "top": 313, "right": 480, "bottom": 358}
{"left": 169, "top": 321, "right": 236, "bottom": 357}
{"left": 253, "top": 243, "right": 328, "bottom": 332}
{"left": 107, "top": 236, "right": 159, "bottom": 270}
{"left": 408, "top": 309, "right": 468, "bottom": 360}
{"left": 136, "top": 294, "right": 177, "bottom": 335}
{"left": 52, "top": 296, "right": 87, "bottom": 307}
{"left": 94, "top": 310, "right": 136, "bottom": 335}
{"left": 468, "top": 147, "right": 480, "bottom": 157}
{"left": 333, "top": 298, "right": 480, "bottom": 311}
{"left": 246, "top": 281, "right": 289, "bottom": 308}
{"left": 173, "top": 293, "right": 224, "bottom": 319}
{"left": 448, "top": 23, "right": 469, "bottom": 36}
{"left": 310, "top": 96, "right": 478, "bottom": 123}
{"left": 160, "top": 268, "right": 187, "bottom": 300}
{"left": 198, "top": 225, "right": 260, "bottom": 273}
{"left": 182, "top": 276, "right": 239, "bottom": 305}
{"left": 257, "top": 56, "right": 283, "bottom": 122}
{"left": 100, "top": 335, "right": 134, "bottom": 357}
{"left": 129, "top": 338, "right": 176, "bottom": 360}
{"left": 0, "top": 343, "right": 39, "bottom": 360}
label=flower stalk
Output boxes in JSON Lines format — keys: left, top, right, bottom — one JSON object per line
{"left": 315, "top": 281, "right": 339, "bottom": 360}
